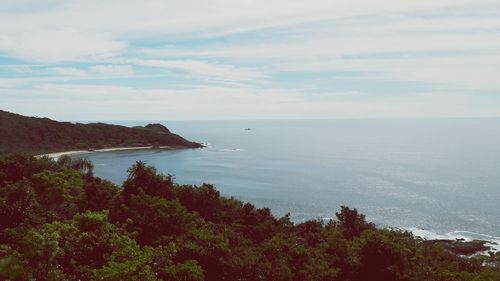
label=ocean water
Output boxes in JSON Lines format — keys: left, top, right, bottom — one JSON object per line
{"left": 77, "top": 119, "right": 500, "bottom": 246}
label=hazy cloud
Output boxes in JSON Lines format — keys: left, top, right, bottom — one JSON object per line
{"left": 1, "top": 0, "right": 499, "bottom": 119}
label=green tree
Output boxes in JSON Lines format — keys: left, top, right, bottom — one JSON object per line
{"left": 32, "top": 170, "right": 84, "bottom": 219}
{"left": 336, "top": 206, "right": 374, "bottom": 239}
{"left": 0, "top": 245, "right": 33, "bottom": 281}
{"left": 110, "top": 190, "right": 193, "bottom": 245}
{"left": 123, "top": 161, "right": 173, "bottom": 199}
{"left": 20, "top": 223, "right": 64, "bottom": 280}
{"left": 0, "top": 179, "right": 41, "bottom": 231}
{"left": 83, "top": 177, "right": 119, "bottom": 211}
{"left": 57, "top": 155, "right": 94, "bottom": 177}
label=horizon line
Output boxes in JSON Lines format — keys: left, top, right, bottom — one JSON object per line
{"left": 70, "top": 116, "right": 500, "bottom": 123}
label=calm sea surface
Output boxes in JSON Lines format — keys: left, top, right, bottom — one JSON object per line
{"left": 76, "top": 119, "right": 500, "bottom": 244}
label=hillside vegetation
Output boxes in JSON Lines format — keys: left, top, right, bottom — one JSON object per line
{"left": 0, "top": 110, "right": 202, "bottom": 155}
{"left": 0, "top": 154, "right": 499, "bottom": 281}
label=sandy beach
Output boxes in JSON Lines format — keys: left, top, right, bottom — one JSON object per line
{"left": 38, "top": 146, "right": 179, "bottom": 159}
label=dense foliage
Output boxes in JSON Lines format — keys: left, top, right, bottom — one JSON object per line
{"left": 0, "top": 110, "right": 202, "bottom": 155}
{"left": 0, "top": 154, "right": 499, "bottom": 281}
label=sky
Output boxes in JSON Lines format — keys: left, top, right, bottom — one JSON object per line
{"left": 1, "top": 0, "right": 500, "bottom": 120}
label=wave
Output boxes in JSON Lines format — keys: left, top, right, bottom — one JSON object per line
{"left": 217, "top": 148, "right": 244, "bottom": 152}
{"left": 405, "top": 227, "right": 500, "bottom": 254}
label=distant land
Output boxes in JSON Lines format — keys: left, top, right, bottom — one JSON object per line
{"left": 0, "top": 110, "right": 202, "bottom": 155}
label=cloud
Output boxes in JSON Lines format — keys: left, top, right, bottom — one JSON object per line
{"left": 0, "top": 28, "right": 125, "bottom": 62}
{"left": 9, "top": 65, "right": 34, "bottom": 73}
{"left": 49, "top": 65, "right": 134, "bottom": 78}
{"left": 51, "top": 67, "right": 87, "bottom": 77}
{"left": 2, "top": 83, "right": 499, "bottom": 120}
{"left": 137, "top": 10, "right": 500, "bottom": 89}
{"left": 88, "top": 65, "right": 134, "bottom": 76}
{"left": 0, "top": 0, "right": 486, "bottom": 62}
{"left": 126, "top": 59, "right": 265, "bottom": 82}
{"left": 1, "top": 0, "right": 499, "bottom": 119}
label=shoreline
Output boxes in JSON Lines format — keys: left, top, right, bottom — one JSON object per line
{"left": 405, "top": 227, "right": 500, "bottom": 256}
{"left": 37, "top": 148, "right": 500, "bottom": 257}
{"left": 37, "top": 146, "right": 185, "bottom": 159}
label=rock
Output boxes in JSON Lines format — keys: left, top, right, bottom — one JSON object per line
{"left": 428, "top": 239, "right": 491, "bottom": 256}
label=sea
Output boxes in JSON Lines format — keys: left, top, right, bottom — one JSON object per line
{"left": 75, "top": 119, "right": 500, "bottom": 249}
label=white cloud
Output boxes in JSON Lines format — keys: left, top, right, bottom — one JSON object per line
{"left": 50, "top": 65, "right": 134, "bottom": 78}
{"left": 274, "top": 54, "right": 500, "bottom": 90}
{"left": 0, "top": 0, "right": 487, "bottom": 62}
{"left": 51, "top": 67, "right": 87, "bottom": 77}
{"left": 10, "top": 65, "right": 34, "bottom": 73}
{"left": 1, "top": 0, "right": 500, "bottom": 118}
{"left": 127, "top": 59, "right": 265, "bottom": 82}
{"left": 2, "top": 83, "right": 499, "bottom": 120}
{"left": 138, "top": 12, "right": 500, "bottom": 89}
{"left": 88, "top": 65, "right": 134, "bottom": 76}
{"left": 0, "top": 28, "right": 125, "bottom": 62}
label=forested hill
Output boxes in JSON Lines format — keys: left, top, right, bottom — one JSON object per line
{"left": 0, "top": 154, "right": 499, "bottom": 280}
{"left": 0, "top": 110, "right": 202, "bottom": 154}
